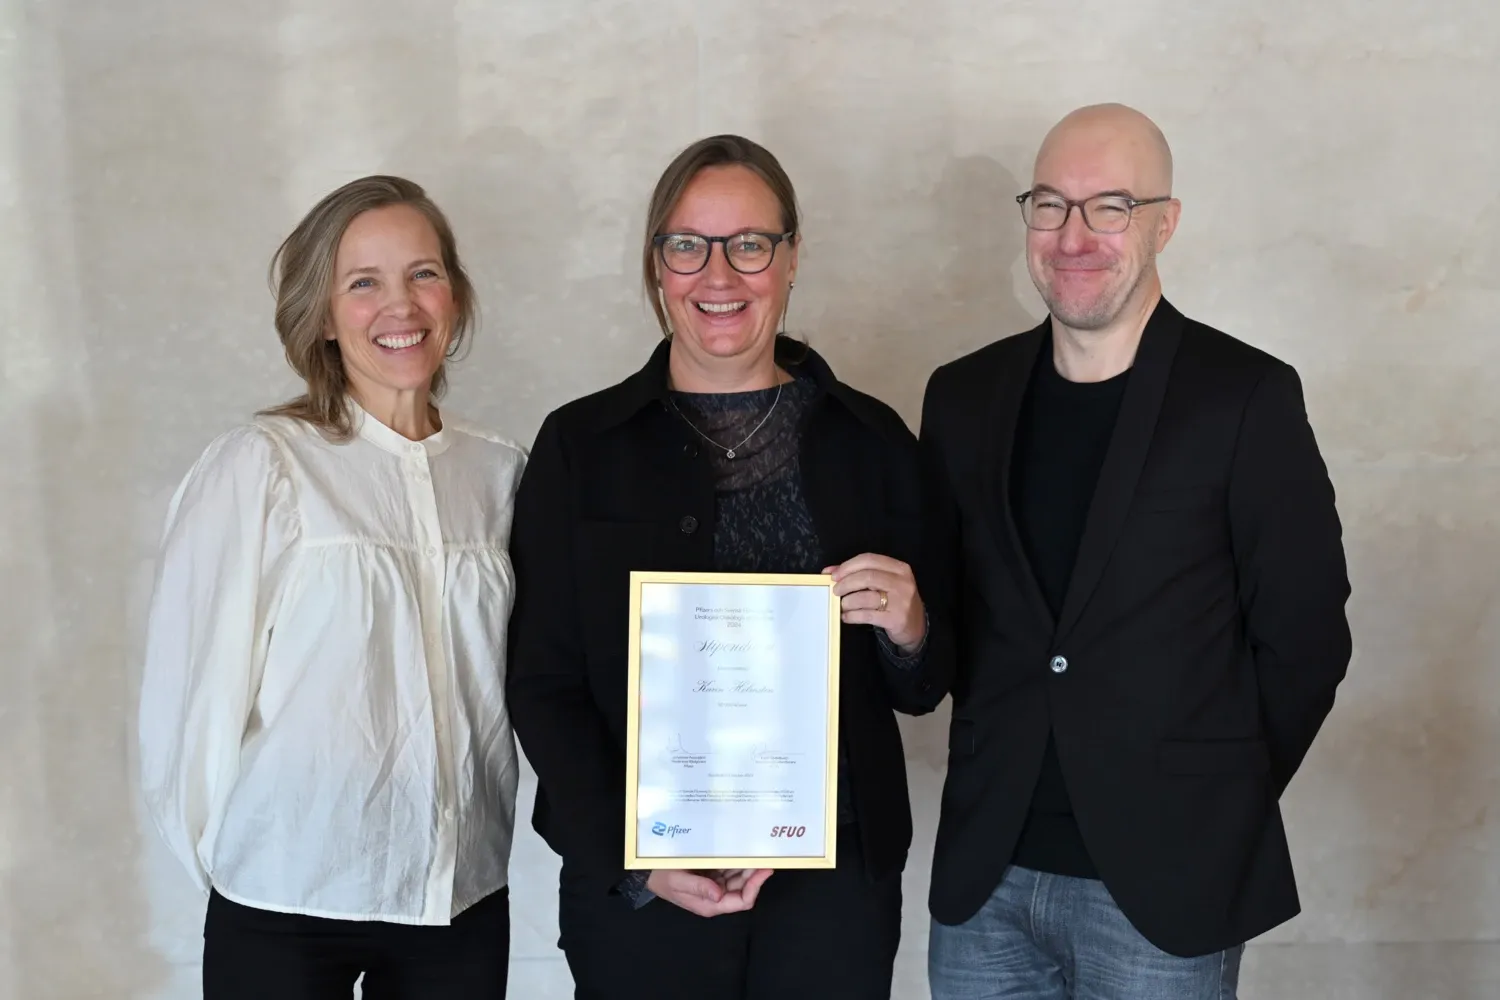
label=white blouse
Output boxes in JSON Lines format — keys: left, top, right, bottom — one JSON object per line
{"left": 137, "top": 402, "right": 526, "bottom": 925}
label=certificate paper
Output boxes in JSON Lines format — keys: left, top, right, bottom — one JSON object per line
{"left": 624, "top": 571, "right": 840, "bottom": 869}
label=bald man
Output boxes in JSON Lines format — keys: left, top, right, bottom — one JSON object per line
{"left": 918, "top": 104, "right": 1352, "bottom": 998}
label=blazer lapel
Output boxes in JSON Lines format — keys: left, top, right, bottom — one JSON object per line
{"left": 980, "top": 320, "right": 1055, "bottom": 632}
{"left": 1054, "top": 299, "right": 1185, "bottom": 642}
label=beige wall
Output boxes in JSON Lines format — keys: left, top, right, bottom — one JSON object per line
{"left": 2, "top": 1, "right": 1496, "bottom": 997}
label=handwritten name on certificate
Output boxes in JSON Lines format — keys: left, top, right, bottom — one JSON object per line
{"left": 626, "top": 573, "right": 839, "bottom": 868}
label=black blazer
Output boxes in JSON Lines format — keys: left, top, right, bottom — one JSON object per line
{"left": 507, "top": 336, "right": 954, "bottom": 894}
{"left": 920, "top": 298, "right": 1352, "bottom": 957}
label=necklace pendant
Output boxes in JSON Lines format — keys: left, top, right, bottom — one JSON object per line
{"left": 725, "top": 449, "right": 736, "bottom": 459}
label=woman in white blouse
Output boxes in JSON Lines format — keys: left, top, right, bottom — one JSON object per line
{"left": 138, "top": 175, "right": 523, "bottom": 999}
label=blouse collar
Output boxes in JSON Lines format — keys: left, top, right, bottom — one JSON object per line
{"left": 350, "top": 398, "right": 454, "bottom": 458}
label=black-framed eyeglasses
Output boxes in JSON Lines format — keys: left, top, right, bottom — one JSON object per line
{"left": 1016, "top": 190, "right": 1172, "bottom": 234}
{"left": 653, "top": 231, "right": 795, "bottom": 275}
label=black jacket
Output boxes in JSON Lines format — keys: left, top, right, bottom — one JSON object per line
{"left": 506, "top": 336, "right": 954, "bottom": 894}
{"left": 920, "top": 298, "right": 1353, "bottom": 956}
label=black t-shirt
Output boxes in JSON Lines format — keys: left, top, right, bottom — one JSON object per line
{"left": 1008, "top": 336, "right": 1129, "bottom": 878}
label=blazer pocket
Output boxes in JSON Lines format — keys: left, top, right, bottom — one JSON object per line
{"left": 1158, "top": 738, "right": 1270, "bottom": 775}
{"left": 1133, "top": 485, "right": 1220, "bottom": 513}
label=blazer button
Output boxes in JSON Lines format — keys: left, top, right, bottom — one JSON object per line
{"left": 682, "top": 442, "right": 699, "bottom": 459}
{"left": 1049, "top": 655, "right": 1068, "bottom": 674}
{"left": 679, "top": 515, "right": 699, "bottom": 535}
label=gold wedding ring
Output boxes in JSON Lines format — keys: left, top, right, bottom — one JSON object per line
{"left": 878, "top": 590, "right": 888, "bottom": 611}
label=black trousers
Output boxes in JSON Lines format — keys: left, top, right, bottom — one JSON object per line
{"left": 202, "top": 887, "right": 509, "bottom": 1000}
{"left": 557, "top": 825, "right": 902, "bottom": 1000}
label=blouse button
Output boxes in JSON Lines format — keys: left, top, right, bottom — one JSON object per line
{"left": 679, "top": 515, "right": 698, "bottom": 535}
{"left": 408, "top": 443, "right": 422, "bottom": 454}
{"left": 425, "top": 545, "right": 439, "bottom": 558}
{"left": 414, "top": 471, "right": 430, "bottom": 483}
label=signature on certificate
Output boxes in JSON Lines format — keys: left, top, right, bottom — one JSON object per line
{"left": 665, "top": 733, "right": 711, "bottom": 757}
{"left": 750, "top": 742, "right": 803, "bottom": 765}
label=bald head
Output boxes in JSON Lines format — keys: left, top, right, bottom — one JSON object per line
{"left": 1034, "top": 103, "right": 1174, "bottom": 197}
{"left": 1023, "top": 104, "right": 1182, "bottom": 336}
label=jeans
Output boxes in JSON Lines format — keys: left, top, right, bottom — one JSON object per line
{"left": 928, "top": 866, "right": 1243, "bottom": 1000}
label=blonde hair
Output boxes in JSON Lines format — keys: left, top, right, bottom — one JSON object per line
{"left": 641, "top": 135, "right": 801, "bottom": 338}
{"left": 259, "top": 175, "right": 476, "bottom": 439}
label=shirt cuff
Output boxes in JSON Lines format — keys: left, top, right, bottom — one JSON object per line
{"left": 876, "top": 609, "right": 929, "bottom": 669}
{"left": 616, "top": 870, "right": 656, "bottom": 908}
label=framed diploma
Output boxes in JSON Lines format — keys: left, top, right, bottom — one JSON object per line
{"left": 624, "top": 571, "right": 841, "bottom": 870}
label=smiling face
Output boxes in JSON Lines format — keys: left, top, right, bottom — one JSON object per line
{"left": 325, "top": 204, "right": 455, "bottom": 409}
{"left": 656, "top": 165, "right": 797, "bottom": 372}
{"left": 1025, "top": 106, "right": 1180, "bottom": 332}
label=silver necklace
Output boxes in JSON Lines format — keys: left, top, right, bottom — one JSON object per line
{"left": 669, "top": 382, "right": 782, "bottom": 460}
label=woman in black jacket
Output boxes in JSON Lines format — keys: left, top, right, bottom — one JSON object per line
{"left": 506, "top": 134, "right": 953, "bottom": 1000}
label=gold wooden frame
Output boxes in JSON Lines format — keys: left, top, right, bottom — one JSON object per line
{"left": 624, "top": 570, "right": 841, "bottom": 870}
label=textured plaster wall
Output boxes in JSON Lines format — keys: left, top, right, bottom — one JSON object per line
{"left": 1, "top": 1, "right": 1496, "bottom": 997}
